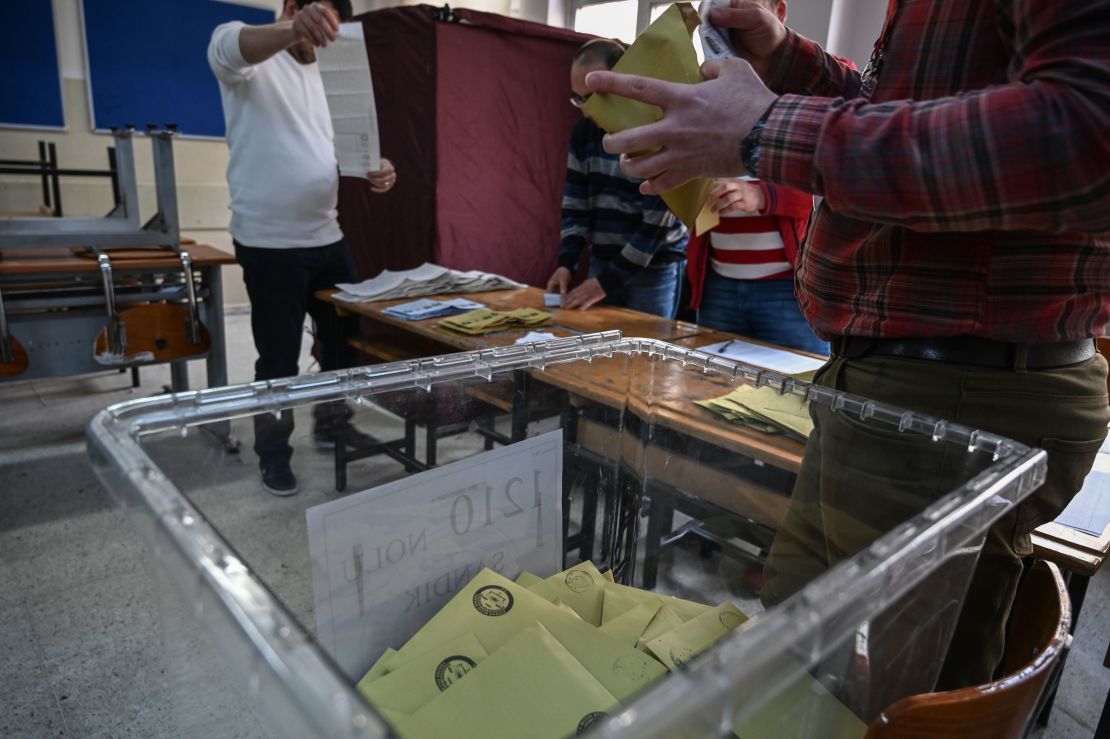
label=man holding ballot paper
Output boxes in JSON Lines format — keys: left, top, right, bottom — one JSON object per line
{"left": 584, "top": 0, "right": 1110, "bottom": 690}
{"left": 208, "top": 0, "right": 397, "bottom": 495}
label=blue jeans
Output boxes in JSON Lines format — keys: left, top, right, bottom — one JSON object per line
{"left": 696, "top": 270, "right": 828, "bottom": 354}
{"left": 589, "top": 259, "right": 684, "bottom": 319}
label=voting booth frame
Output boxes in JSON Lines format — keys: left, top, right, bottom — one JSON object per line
{"left": 88, "top": 333, "right": 1046, "bottom": 739}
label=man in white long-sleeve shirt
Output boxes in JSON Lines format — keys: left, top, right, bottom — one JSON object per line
{"left": 208, "top": 0, "right": 395, "bottom": 495}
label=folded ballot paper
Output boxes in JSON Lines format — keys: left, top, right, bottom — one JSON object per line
{"left": 381, "top": 297, "right": 486, "bottom": 321}
{"left": 696, "top": 384, "right": 815, "bottom": 440}
{"left": 438, "top": 308, "right": 552, "bottom": 335}
{"left": 356, "top": 563, "right": 757, "bottom": 739}
{"left": 335, "top": 263, "right": 526, "bottom": 303}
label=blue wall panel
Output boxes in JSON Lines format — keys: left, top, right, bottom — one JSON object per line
{"left": 0, "top": 3, "right": 65, "bottom": 129}
{"left": 83, "top": 1, "right": 275, "bottom": 137}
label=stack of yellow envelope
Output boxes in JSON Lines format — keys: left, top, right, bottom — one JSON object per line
{"left": 695, "top": 384, "right": 815, "bottom": 440}
{"left": 438, "top": 308, "right": 553, "bottom": 335}
{"left": 355, "top": 562, "right": 756, "bottom": 739}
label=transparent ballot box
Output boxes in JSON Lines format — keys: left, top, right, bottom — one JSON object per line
{"left": 87, "top": 332, "right": 1046, "bottom": 739}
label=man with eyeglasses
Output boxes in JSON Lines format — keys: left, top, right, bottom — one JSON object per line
{"left": 545, "top": 39, "right": 688, "bottom": 317}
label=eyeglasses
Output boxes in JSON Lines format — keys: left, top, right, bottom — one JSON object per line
{"left": 569, "top": 91, "right": 593, "bottom": 108}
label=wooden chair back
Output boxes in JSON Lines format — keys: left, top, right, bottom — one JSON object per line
{"left": 864, "top": 560, "right": 1070, "bottom": 739}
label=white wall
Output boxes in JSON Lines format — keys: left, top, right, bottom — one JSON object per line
{"left": 783, "top": 0, "right": 835, "bottom": 50}
{"left": 826, "top": 0, "right": 885, "bottom": 68}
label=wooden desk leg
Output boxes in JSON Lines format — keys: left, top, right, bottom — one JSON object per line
{"left": 1038, "top": 571, "right": 1091, "bottom": 726}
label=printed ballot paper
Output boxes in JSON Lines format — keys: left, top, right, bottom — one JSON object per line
{"left": 317, "top": 23, "right": 381, "bottom": 176}
{"left": 306, "top": 431, "right": 563, "bottom": 679}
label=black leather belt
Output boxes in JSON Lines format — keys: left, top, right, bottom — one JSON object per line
{"left": 830, "top": 335, "right": 1096, "bottom": 370}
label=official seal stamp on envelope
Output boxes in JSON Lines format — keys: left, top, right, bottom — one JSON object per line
{"left": 472, "top": 585, "right": 514, "bottom": 616}
{"left": 434, "top": 655, "right": 478, "bottom": 690}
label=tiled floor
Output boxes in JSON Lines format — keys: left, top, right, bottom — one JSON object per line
{"left": 1, "top": 311, "right": 1107, "bottom": 737}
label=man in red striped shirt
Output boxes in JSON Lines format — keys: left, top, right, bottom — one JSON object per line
{"left": 587, "top": 0, "right": 1110, "bottom": 692}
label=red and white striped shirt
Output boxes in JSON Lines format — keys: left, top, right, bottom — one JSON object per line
{"left": 709, "top": 208, "right": 792, "bottom": 281}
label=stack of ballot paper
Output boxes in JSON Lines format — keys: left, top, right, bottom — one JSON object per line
{"left": 335, "top": 263, "right": 526, "bottom": 303}
{"left": 695, "top": 384, "right": 814, "bottom": 440}
{"left": 381, "top": 298, "right": 485, "bottom": 321}
{"left": 355, "top": 562, "right": 749, "bottom": 738}
{"left": 438, "top": 308, "right": 552, "bottom": 335}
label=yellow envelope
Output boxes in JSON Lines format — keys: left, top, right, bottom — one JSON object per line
{"left": 735, "top": 667, "right": 868, "bottom": 739}
{"left": 598, "top": 600, "right": 662, "bottom": 646}
{"left": 358, "top": 647, "right": 398, "bottom": 687}
{"left": 583, "top": 3, "right": 719, "bottom": 233}
{"left": 602, "top": 580, "right": 711, "bottom": 624}
{"left": 398, "top": 624, "right": 618, "bottom": 739}
{"left": 636, "top": 603, "right": 688, "bottom": 651}
{"left": 358, "top": 632, "right": 489, "bottom": 717}
{"left": 395, "top": 568, "right": 667, "bottom": 701}
{"left": 528, "top": 560, "right": 606, "bottom": 626}
{"left": 514, "top": 570, "right": 544, "bottom": 588}
{"left": 644, "top": 602, "right": 748, "bottom": 670}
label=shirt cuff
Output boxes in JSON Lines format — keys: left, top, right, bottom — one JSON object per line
{"left": 757, "top": 93, "right": 830, "bottom": 196}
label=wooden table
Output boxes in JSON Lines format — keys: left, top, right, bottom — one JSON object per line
{"left": 321, "top": 286, "right": 1110, "bottom": 588}
{"left": 1, "top": 242, "right": 234, "bottom": 391}
{"left": 318, "top": 286, "right": 707, "bottom": 353}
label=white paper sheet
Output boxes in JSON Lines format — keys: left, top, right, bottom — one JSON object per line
{"left": 317, "top": 23, "right": 381, "bottom": 176}
{"left": 1056, "top": 454, "right": 1110, "bottom": 536}
{"left": 515, "top": 331, "right": 559, "bottom": 345}
{"left": 696, "top": 338, "right": 827, "bottom": 376}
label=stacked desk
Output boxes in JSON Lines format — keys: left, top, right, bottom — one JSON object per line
{"left": 1, "top": 242, "right": 234, "bottom": 391}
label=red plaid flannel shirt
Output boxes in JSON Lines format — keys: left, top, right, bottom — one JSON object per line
{"left": 759, "top": 0, "right": 1110, "bottom": 342}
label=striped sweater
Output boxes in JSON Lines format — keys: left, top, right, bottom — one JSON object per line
{"left": 558, "top": 117, "right": 688, "bottom": 294}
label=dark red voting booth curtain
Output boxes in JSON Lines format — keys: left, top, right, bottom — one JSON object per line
{"left": 338, "top": 6, "right": 439, "bottom": 283}
{"left": 338, "top": 5, "right": 591, "bottom": 288}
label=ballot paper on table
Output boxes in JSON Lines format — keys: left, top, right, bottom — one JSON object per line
{"left": 382, "top": 298, "right": 486, "bottom": 321}
{"left": 695, "top": 384, "right": 815, "bottom": 440}
{"left": 698, "top": 338, "right": 827, "bottom": 376}
{"left": 317, "top": 23, "right": 381, "bottom": 176}
{"left": 515, "top": 331, "right": 559, "bottom": 345}
{"left": 335, "top": 263, "right": 526, "bottom": 303}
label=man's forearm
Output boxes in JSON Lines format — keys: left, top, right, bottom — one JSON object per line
{"left": 238, "top": 21, "right": 298, "bottom": 65}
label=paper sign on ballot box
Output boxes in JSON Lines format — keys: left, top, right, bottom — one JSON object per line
{"left": 306, "top": 430, "right": 563, "bottom": 679}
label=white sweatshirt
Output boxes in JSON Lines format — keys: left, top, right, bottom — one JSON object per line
{"left": 208, "top": 22, "right": 344, "bottom": 248}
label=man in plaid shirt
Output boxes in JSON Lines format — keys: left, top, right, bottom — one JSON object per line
{"left": 588, "top": 0, "right": 1110, "bottom": 693}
